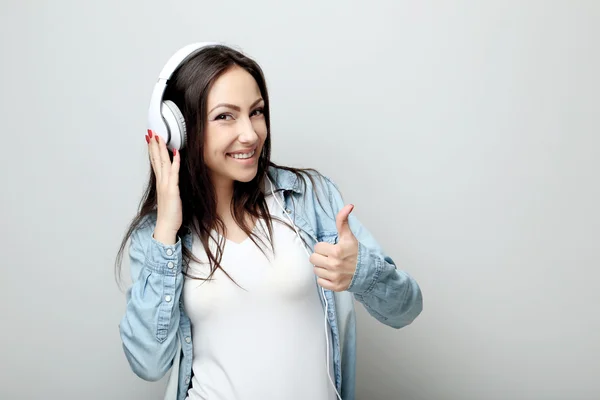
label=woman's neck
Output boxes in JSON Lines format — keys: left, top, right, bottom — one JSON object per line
{"left": 213, "top": 178, "right": 235, "bottom": 219}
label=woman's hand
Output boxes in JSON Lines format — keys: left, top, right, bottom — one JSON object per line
{"left": 146, "top": 130, "right": 182, "bottom": 245}
{"left": 310, "top": 204, "right": 359, "bottom": 292}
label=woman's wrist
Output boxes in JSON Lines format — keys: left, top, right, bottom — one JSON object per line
{"left": 153, "top": 224, "right": 178, "bottom": 245}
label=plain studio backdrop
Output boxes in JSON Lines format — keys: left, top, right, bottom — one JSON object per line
{"left": 1, "top": 1, "right": 598, "bottom": 399}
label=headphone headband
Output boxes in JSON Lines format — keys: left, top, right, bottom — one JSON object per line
{"left": 147, "top": 42, "right": 219, "bottom": 150}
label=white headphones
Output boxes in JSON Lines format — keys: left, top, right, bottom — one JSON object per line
{"left": 147, "top": 42, "right": 219, "bottom": 151}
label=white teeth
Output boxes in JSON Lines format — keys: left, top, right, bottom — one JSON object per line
{"left": 229, "top": 150, "right": 255, "bottom": 159}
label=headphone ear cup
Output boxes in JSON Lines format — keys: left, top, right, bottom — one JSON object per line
{"left": 162, "top": 100, "right": 187, "bottom": 150}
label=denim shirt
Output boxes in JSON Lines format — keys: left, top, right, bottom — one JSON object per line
{"left": 119, "top": 166, "right": 423, "bottom": 400}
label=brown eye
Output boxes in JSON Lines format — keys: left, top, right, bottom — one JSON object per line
{"left": 215, "top": 113, "right": 233, "bottom": 121}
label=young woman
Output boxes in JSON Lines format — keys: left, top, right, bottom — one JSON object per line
{"left": 116, "top": 43, "right": 423, "bottom": 400}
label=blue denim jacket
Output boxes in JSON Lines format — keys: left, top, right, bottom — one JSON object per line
{"left": 119, "top": 166, "right": 423, "bottom": 400}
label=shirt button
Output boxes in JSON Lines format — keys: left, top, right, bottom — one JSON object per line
{"left": 285, "top": 208, "right": 291, "bottom": 213}
{"left": 185, "top": 336, "right": 191, "bottom": 343}
{"left": 165, "top": 295, "right": 172, "bottom": 302}
{"left": 185, "top": 377, "right": 190, "bottom": 385}
{"left": 166, "top": 249, "right": 173, "bottom": 256}
{"left": 167, "top": 261, "right": 174, "bottom": 269}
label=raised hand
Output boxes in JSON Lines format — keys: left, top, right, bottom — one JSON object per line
{"left": 310, "top": 204, "right": 359, "bottom": 292}
{"left": 146, "top": 130, "right": 182, "bottom": 245}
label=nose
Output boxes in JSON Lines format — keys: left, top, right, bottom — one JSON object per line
{"left": 238, "top": 116, "right": 258, "bottom": 144}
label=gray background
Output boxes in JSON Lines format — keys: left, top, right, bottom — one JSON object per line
{"left": 1, "top": 1, "right": 598, "bottom": 399}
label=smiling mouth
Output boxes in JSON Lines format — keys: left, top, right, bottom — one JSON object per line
{"left": 227, "top": 149, "right": 256, "bottom": 159}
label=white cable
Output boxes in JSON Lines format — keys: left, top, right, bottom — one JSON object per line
{"left": 266, "top": 175, "right": 342, "bottom": 400}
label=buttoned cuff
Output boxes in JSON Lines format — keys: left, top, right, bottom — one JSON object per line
{"left": 144, "top": 234, "right": 182, "bottom": 275}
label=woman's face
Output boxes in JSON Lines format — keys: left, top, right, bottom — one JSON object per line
{"left": 203, "top": 66, "right": 267, "bottom": 187}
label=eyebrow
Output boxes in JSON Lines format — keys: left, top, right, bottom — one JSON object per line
{"left": 208, "top": 98, "right": 264, "bottom": 114}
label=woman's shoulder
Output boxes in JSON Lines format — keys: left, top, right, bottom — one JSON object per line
{"left": 268, "top": 164, "right": 337, "bottom": 196}
{"left": 268, "top": 164, "right": 342, "bottom": 223}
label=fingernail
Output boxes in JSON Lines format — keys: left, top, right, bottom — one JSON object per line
{"left": 145, "top": 135, "right": 149, "bottom": 143}
{"left": 155, "top": 135, "right": 159, "bottom": 143}
{"left": 173, "top": 149, "right": 177, "bottom": 156}
{"left": 147, "top": 129, "right": 153, "bottom": 138}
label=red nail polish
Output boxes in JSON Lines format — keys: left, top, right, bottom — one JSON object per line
{"left": 147, "top": 129, "right": 153, "bottom": 138}
{"left": 173, "top": 149, "right": 177, "bottom": 156}
{"left": 155, "top": 136, "right": 159, "bottom": 143}
{"left": 145, "top": 135, "right": 149, "bottom": 143}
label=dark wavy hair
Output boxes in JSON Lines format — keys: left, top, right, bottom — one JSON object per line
{"left": 115, "top": 44, "right": 327, "bottom": 286}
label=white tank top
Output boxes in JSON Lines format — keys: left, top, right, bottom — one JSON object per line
{"left": 182, "top": 193, "right": 336, "bottom": 400}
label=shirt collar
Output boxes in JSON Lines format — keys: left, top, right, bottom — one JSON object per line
{"left": 266, "top": 165, "right": 302, "bottom": 194}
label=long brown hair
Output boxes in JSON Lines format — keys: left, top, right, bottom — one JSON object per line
{"left": 115, "top": 44, "right": 328, "bottom": 286}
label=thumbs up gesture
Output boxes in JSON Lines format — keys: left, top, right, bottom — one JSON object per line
{"left": 310, "top": 204, "right": 359, "bottom": 292}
